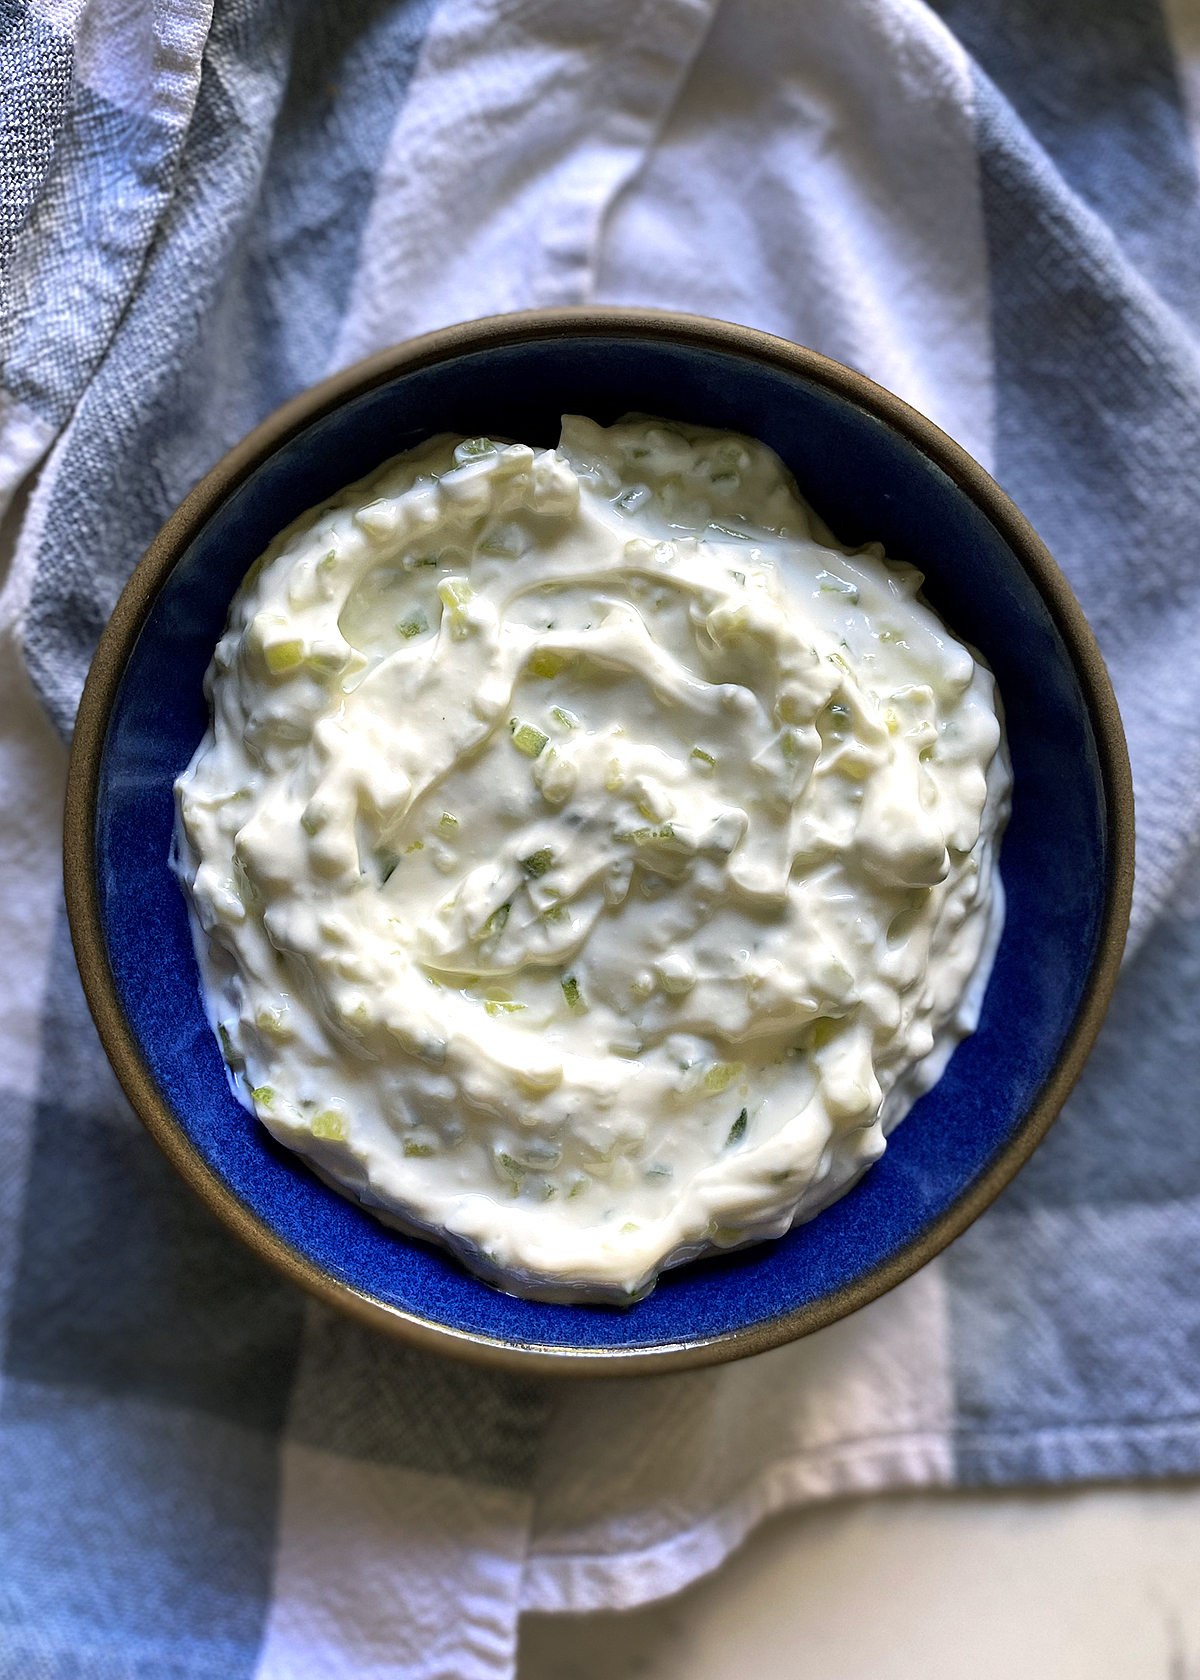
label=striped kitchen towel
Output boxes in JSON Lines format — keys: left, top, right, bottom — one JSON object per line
{"left": 3, "top": 0, "right": 1200, "bottom": 1674}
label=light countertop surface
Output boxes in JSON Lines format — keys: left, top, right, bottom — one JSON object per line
{"left": 519, "top": 1482, "right": 1200, "bottom": 1678}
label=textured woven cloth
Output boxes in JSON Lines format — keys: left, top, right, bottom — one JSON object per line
{"left": 3, "top": 0, "right": 1200, "bottom": 1673}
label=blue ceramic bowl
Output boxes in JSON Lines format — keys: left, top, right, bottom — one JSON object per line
{"left": 65, "top": 309, "right": 1133, "bottom": 1374}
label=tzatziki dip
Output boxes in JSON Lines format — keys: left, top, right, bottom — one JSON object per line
{"left": 173, "top": 416, "right": 1010, "bottom": 1303}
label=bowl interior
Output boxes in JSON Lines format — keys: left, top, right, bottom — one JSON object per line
{"left": 95, "top": 333, "right": 1108, "bottom": 1355}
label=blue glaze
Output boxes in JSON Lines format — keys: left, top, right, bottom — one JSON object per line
{"left": 95, "top": 335, "right": 1108, "bottom": 1353}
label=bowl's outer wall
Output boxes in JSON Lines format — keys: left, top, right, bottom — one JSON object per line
{"left": 97, "top": 334, "right": 1106, "bottom": 1353}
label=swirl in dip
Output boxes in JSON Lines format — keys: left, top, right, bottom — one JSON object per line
{"left": 173, "top": 416, "right": 1010, "bottom": 1303}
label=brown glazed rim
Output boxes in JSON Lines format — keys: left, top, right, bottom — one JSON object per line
{"left": 64, "top": 308, "right": 1135, "bottom": 1377}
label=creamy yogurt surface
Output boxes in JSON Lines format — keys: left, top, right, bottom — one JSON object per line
{"left": 173, "top": 416, "right": 1010, "bottom": 1302}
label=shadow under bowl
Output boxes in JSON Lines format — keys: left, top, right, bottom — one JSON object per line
{"left": 64, "top": 308, "right": 1133, "bottom": 1375}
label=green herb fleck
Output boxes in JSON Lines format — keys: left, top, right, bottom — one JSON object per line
{"left": 561, "top": 974, "right": 585, "bottom": 1013}
{"left": 624, "top": 822, "right": 675, "bottom": 846}
{"left": 404, "top": 1139, "right": 435, "bottom": 1157}
{"left": 217, "top": 1023, "right": 241, "bottom": 1067}
{"left": 497, "top": 1152, "right": 527, "bottom": 1193}
{"left": 398, "top": 606, "right": 428, "bottom": 639}
{"left": 482, "top": 902, "right": 511, "bottom": 937}
{"left": 727, "top": 1108, "right": 748, "bottom": 1147}
{"left": 438, "top": 811, "right": 459, "bottom": 834}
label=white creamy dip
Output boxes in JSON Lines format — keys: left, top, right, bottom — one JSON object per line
{"left": 173, "top": 416, "right": 1010, "bottom": 1302}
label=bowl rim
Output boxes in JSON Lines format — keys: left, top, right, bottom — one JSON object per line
{"left": 63, "top": 306, "right": 1135, "bottom": 1376}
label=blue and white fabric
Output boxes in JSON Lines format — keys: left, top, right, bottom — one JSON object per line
{"left": 3, "top": 1, "right": 1200, "bottom": 1673}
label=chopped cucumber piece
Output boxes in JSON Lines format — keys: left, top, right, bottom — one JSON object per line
{"left": 561, "top": 974, "right": 586, "bottom": 1013}
{"left": 520, "top": 848, "right": 552, "bottom": 877}
{"left": 690, "top": 746, "right": 716, "bottom": 769}
{"left": 251, "top": 1085, "right": 274, "bottom": 1107}
{"left": 256, "top": 1005, "right": 292, "bottom": 1040}
{"left": 454, "top": 437, "right": 498, "bottom": 463}
{"left": 509, "top": 719, "right": 549, "bottom": 758}
{"left": 437, "top": 578, "right": 474, "bottom": 637}
{"left": 438, "top": 811, "right": 459, "bottom": 833}
{"left": 528, "top": 647, "right": 571, "bottom": 679}
{"left": 550, "top": 707, "right": 579, "bottom": 730}
{"left": 818, "top": 571, "right": 859, "bottom": 602}
{"left": 312, "top": 1110, "right": 347, "bottom": 1141}
{"left": 480, "top": 523, "right": 524, "bottom": 558}
{"left": 264, "top": 639, "right": 305, "bottom": 674}
{"left": 703, "top": 1061, "right": 745, "bottom": 1095}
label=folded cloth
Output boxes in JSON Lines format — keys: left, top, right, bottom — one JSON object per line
{"left": 3, "top": 0, "right": 1200, "bottom": 1673}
